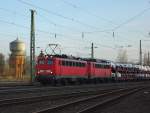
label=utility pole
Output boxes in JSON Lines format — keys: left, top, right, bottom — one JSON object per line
{"left": 30, "top": 9, "right": 36, "bottom": 83}
{"left": 91, "top": 43, "right": 94, "bottom": 59}
{"left": 139, "top": 40, "right": 142, "bottom": 65}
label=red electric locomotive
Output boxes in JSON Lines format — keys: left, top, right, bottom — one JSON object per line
{"left": 36, "top": 51, "right": 150, "bottom": 85}
{"left": 36, "top": 51, "right": 112, "bottom": 85}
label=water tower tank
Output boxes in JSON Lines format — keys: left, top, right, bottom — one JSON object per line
{"left": 9, "top": 38, "right": 26, "bottom": 79}
{"left": 10, "top": 38, "right": 25, "bottom": 56}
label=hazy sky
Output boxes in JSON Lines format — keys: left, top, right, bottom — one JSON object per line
{"left": 0, "top": 0, "right": 150, "bottom": 62}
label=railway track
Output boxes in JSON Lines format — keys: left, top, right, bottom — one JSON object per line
{"left": 0, "top": 83, "right": 148, "bottom": 103}
{"left": 0, "top": 88, "right": 118, "bottom": 107}
{"left": 0, "top": 82, "right": 149, "bottom": 113}
{"left": 0, "top": 82, "right": 140, "bottom": 100}
{"left": 0, "top": 82, "right": 148, "bottom": 102}
{"left": 33, "top": 87, "right": 143, "bottom": 113}
{"left": 0, "top": 81, "right": 147, "bottom": 93}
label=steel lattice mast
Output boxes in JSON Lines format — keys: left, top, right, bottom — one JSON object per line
{"left": 30, "top": 9, "right": 36, "bottom": 83}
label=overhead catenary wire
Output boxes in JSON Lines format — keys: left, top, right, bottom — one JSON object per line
{"left": 112, "top": 7, "right": 150, "bottom": 31}
{"left": 17, "top": 0, "right": 102, "bottom": 30}
{"left": 64, "top": 2, "right": 150, "bottom": 34}
{"left": 0, "top": 9, "right": 143, "bottom": 49}
{"left": 82, "top": 7, "right": 150, "bottom": 34}
{"left": 46, "top": 32, "right": 117, "bottom": 50}
{"left": 37, "top": 13, "right": 82, "bottom": 33}
{"left": 1, "top": 0, "right": 149, "bottom": 35}
{"left": 1, "top": 1, "right": 149, "bottom": 51}
{"left": 0, "top": 7, "right": 85, "bottom": 34}
{"left": 60, "top": 0, "right": 117, "bottom": 26}
{"left": 0, "top": 14, "right": 57, "bottom": 37}
{"left": 0, "top": 1, "right": 150, "bottom": 62}
{"left": 0, "top": 19, "right": 29, "bottom": 29}
{"left": 0, "top": 0, "right": 132, "bottom": 34}
{"left": 0, "top": 7, "right": 29, "bottom": 18}
{"left": 0, "top": 3, "right": 113, "bottom": 36}
{"left": 37, "top": 12, "right": 113, "bottom": 37}
{"left": 0, "top": 6, "right": 114, "bottom": 40}
{"left": 59, "top": 0, "right": 150, "bottom": 41}
{"left": 0, "top": 6, "right": 112, "bottom": 36}
{"left": 0, "top": 18, "right": 73, "bottom": 37}
{"left": 0, "top": 18, "right": 110, "bottom": 46}
{"left": 71, "top": 6, "right": 150, "bottom": 35}
{"left": 0, "top": 16, "right": 113, "bottom": 42}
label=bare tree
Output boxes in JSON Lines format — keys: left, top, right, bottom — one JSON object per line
{"left": 0, "top": 53, "right": 5, "bottom": 76}
{"left": 143, "top": 52, "right": 150, "bottom": 66}
{"left": 116, "top": 49, "right": 128, "bottom": 63}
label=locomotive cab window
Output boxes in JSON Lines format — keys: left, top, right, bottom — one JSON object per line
{"left": 47, "top": 59, "right": 53, "bottom": 65}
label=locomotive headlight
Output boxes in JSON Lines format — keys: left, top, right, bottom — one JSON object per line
{"left": 50, "top": 71, "right": 53, "bottom": 74}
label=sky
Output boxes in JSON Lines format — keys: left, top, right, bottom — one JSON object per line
{"left": 0, "top": 0, "right": 150, "bottom": 62}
